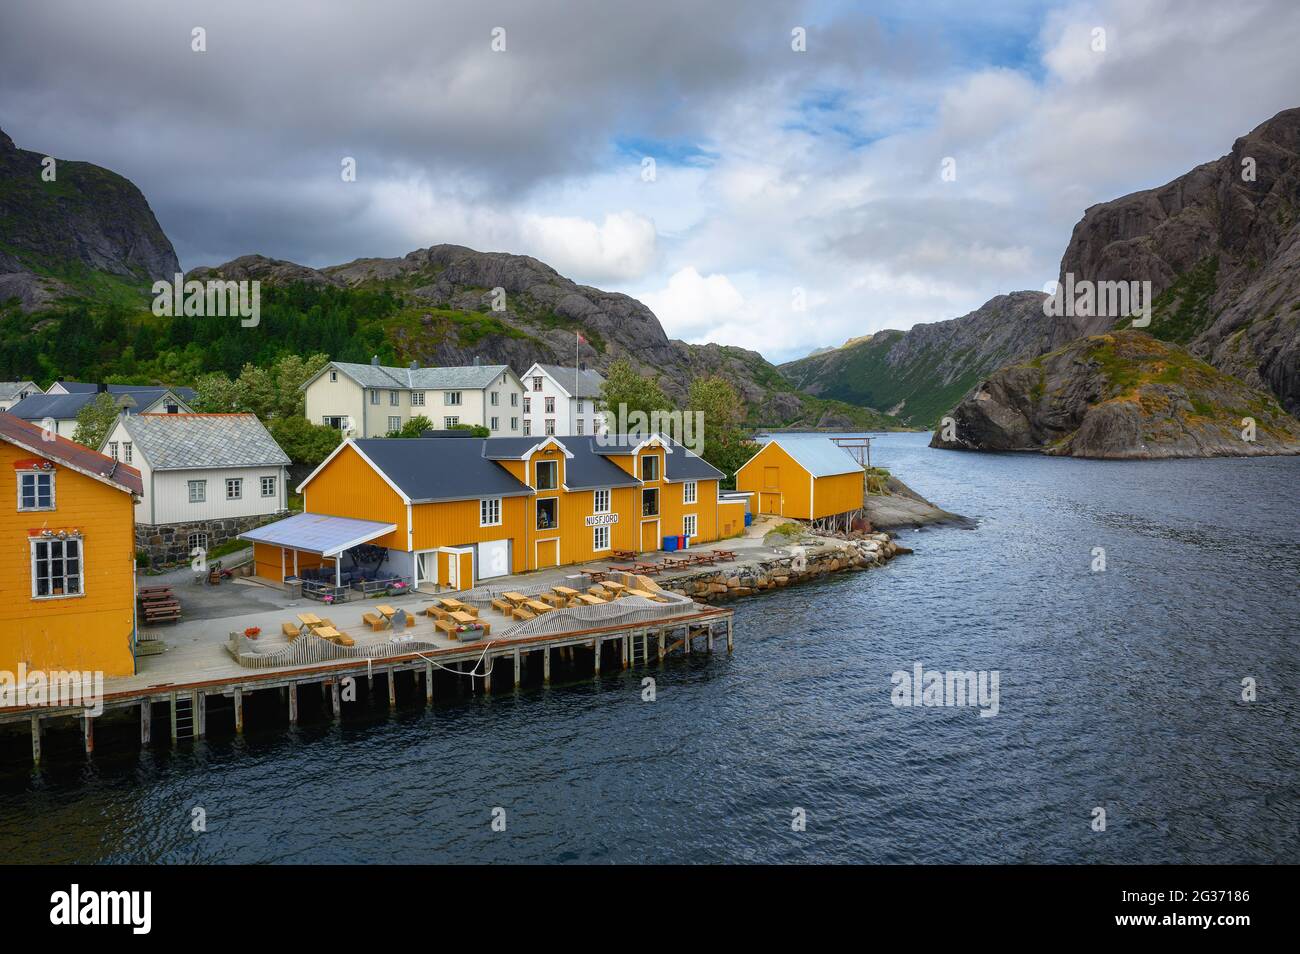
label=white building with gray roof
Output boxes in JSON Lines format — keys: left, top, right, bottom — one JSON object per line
{"left": 100, "top": 412, "right": 292, "bottom": 564}
{"left": 302, "top": 357, "right": 524, "bottom": 438}
{"left": 520, "top": 362, "right": 607, "bottom": 438}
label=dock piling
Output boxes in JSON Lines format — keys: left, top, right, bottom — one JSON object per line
{"left": 31, "top": 715, "right": 41, "bottom": 765}
{"left": 543, "top": 646, "right": 551, "bottom": 683}
{"left": 288, "top": 682, "right": 299, "bottom": 724}
{"left": 140, "top": 700, "right": 151, "bottom": 745}
{"left": 233, "top": 688, "right": 244, "bottom": 734}
{"left": 513, "top": 648, "right": 521, "bottom": 688}
{"left": 330, "top": 680, "right": 341, "bottom": 720}
{"left": 387, "top": 669, "right": 397, "bottom": 709}
{"left": 425, "top": 662, "right": 434, "bottom": 704}
{"left": 82, "top": 714, "right": 94, "bottom": 755}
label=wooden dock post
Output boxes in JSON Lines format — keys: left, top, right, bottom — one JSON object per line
{"left": 140, "top": 701, "right": 151, "bottom": 745}
{"left": 387, "top": 669, "right": 397, "bottom": 709}
{"left": 288, "top": 682, "right": 299, "bottom": 724}
{"left": 425, "top": 662, "right": 434, "bottom": 704}
{"left": 31, "top": 715, "right": 41, "bottom": 765}
{"left": 594, "top": 638, "right": 602, "bottom": 676}
{"left": 621, "top": 635, "right": 629, "bottom": 669}
{"left": 726, "top": 616, "right": 734, "bottom": 652}
{"left": 233, "top": 688, "right": 244, "bottom": 734}
{"left": 170, "top": 693, "right": 179, "bottom": 744}
{"left": 513, "top": 648, "right": 521, "bottom": 689}
{"left": 657, "top": 628, "right": 665, "bottom": 662}
{"left": 194, "top": 691, "right": 205, "bottom": 739}
{"left": 330, "top": 679, "right": 341, "bottom": 720}
{"left": 543, "top": 646, "right": 551, "bottom": 683}
{"left": 82, "top": 714, "right": 94, "bottom": 755}
{"left": 483, "top": 655, "right": 492, "bottom": 696}
{"left": 707, "top": 625, "right": 714, "bottom": 653}
{"left": 683, "top": 625, "right": 691, "bottom": 655}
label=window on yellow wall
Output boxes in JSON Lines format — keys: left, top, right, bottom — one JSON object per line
{"left": 537, "top": 497, "right": 558, "bottom": 530}
{"left": 641, "top": 455, "right": 659, "bottom": 481}
{"left": 593, "top": 488, "right": 610, "bottom": 513}
{"left": 31, "top": 535, "right": 82, "bottom": 598}
{"left": 683, "top": 513, "right": 697, "bottom": 538}
{"left": 682, "top": 480, "right": 697, "bottom": 504}
{"left": 18, "top": 470, "right": 55, "bottom": 511}
{"left": 536, "top": 459, "right": 558, "bottom": 490}
{"left": 480, "top": 497, "right": 502, "bottom": 526}
{"left": 593, "top": 524, "right": 610, "bottom": 551}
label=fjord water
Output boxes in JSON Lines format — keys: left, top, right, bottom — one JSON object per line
{"left": 2, "top": 432, "right": 1296, "bottom": 863}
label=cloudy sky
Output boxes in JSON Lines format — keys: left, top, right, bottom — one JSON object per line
{"left": 3, "top": 0, "right": 1298, "bottom": 362}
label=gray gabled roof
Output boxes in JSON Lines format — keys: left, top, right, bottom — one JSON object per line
{"left": 9, "top": 387, "right": 192, "bottom": 421}
{"left": 532, "top": 364, "right": 605, "bottom": 398}
{"left": 323, "top": 361, "right": 513, "bottom": 392}
{"left": 754, "top": 437, "right": 864, "bottom": 477}
{"left": 352, "top": 438, "right": 533, "bottom": 502}
{"left": 0, "top": 381, "right": 38, "bottom": 402}
{"left": 114, "top": 414, "right": 291, "bottom": 470}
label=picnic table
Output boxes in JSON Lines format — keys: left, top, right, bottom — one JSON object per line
{"left": 137, "top": 585, "right": 173, "bottom": 600}
{"left": 712, "top": 549, "right": 737, "bottom": 561}
{"left": 574, "top": 593, "right": 606, "bottom": 606}
{"left": 296, "top": 612, "right": 323, "bottom": 631}
{"left": 375, "top": 604, "right": 397, "bottom": 618}
{"left": 612, "top": 549, "right": 637, "bottom": 561}
{"left": 540, "top": 592, "right": 567, "bottom": 607}
{"left": 437, "top": 597, "right": 466, "bottom": 611}
{"left": 553, "top": 585, "right": 579, "bottom": 598}
{"left": 314, "top": 626, "right": 355, "bottom": 647}
{"left": 601, "top": 580, "right": 627, "bottom": 594}
{"left": 502, "top": 591, "right": 528, "bottom": 605}
{"left": 632, "top": 562, "right": 663, "bottom": 576}
{"left": 524, "top": 599, "right": 553, "bottom": 614}
{"left": 581, "top": 570, "right": 610, "bottom": 583}
{"left": 450, "top": 610, "right": 478, "bottom": 625}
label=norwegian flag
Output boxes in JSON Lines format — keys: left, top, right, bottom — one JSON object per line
{"left": 576, "top": 331, "right": 586, "bottom": 345}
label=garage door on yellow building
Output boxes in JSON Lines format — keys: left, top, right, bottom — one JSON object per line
{"left": 536, "top": 538, "right": 560, "bottom": 568}
{"left": 761, "top": 493, "right": 781, "bottom": 515}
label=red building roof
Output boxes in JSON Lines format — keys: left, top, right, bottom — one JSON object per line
{"left": 0, "top": 412, "right": 143, "bottom": 496}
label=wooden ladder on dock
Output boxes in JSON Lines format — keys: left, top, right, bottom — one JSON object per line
{"left": 171, "top": 693, "right": 195, "bottom": 743}
{"left": 628, "top": 629, "right": 650, "bottom": 666}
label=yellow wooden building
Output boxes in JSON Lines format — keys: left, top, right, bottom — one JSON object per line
{"left": 0, "top": 412, "right": 142, "bottom": 677}
{"left": 245, "top": 433, "right": 735, "bottom": 589}
{"left": 735, "top": 437, "right": 864, "bottom": 520}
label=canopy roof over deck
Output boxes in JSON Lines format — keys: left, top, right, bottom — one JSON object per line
{"left": 239, "top": 512, "right": 396, "bottom": 557}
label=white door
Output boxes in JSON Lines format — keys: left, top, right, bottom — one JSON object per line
{"left": 478, "top": 539, "right": 511, "bottom": 579}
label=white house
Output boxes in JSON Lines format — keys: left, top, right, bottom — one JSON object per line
{"left": 7, "top": 384, "right": 195, "bottom": 439}
{"left": 302, "top": 358, "right": 525, "bottom": 437}
{"left": 0, "top": 381, "right": 39, "bottom": 411}
{"left": 520, "top": 363, "right": 607, "bottom": 437}
{"left": 100, "top": 412, "right": 291, "bottom": 564}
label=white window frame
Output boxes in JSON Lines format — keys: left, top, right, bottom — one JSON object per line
{"left": 523, "top": 397, "right": 531, "bottom": 413}
{"left": 535, "top": 459, "right": 558, "bottom": 490}
{"left": 17, "top": 470, "right": 55, "bottom": 512}
{"left": 390, "top": 390, "right": 400, "bottom": 406}
{"left": 545, "top": 419, "right": 555, "bottom": 436}
{"left": 490, "top": 391, "right": 500, "bottom": 406}
{"left": 532, "top": 376, "right": 543, "bottom": 392}
{"left": 122, "top": 442, "right": 133, "bottom": 464}
{"left": 511, "top": 417, "right": 518, "bottom": 431}
{"left": 683, "top": 513, "right": 697, "bottom": 538}
{"left": 683, "top": 480, "right": 697, "bottom": 504}
{"left": 226, "top": 478, "right": 243, "bottom": 500}
{"left": 444, "top": 416, "right": 459, "bottom": 428}
{"left": 388, "top": 416, "right": 402, "bottom": 433}
{"left": 593, "top": 524, "right": 610, "bottom": 552}
{"left": 523, "top": 420, "right": 531, "bottom": 436}
{"left": 30, "top": 535, "right": 83, "bottom": 600}
{"left": 444, "top": 391, "right": 462, "bottom": 406}
{"left": 576, "top": 419, "right": 584, "bottom": 435}
{"left": 107, "top": 441, "right": 119, "bottom": 460}
{"left": 261, "top": 475, "right": 277, "bottom": 497}
{"left": 369, "top": 389, "right": 380, "bottom": 405}
{"left": 411, "top": 391, "right": 425, "bottom": 406}
{"left": 577, "top": 400, "right": 584, "bottom": 413}
{"left": 329, "top": 370, "right": 338, "bottom": 383}
{"left": 510, "top": 392, "right": 519, "bottom": 407}
{"left": 490, "top": 416, "right": 499, "bottom": 431}
{"left": 544, "top": 396, "right": 555, "bottom": 414}
{"left": 641, "top": 455, "right": 659, "bottom": 482}
{"left": 188, "top": 479, "right": 207, "bottom": 503}
{"left": 187, "top": 531, "right": 209, "bottom": 553}
{"left": 480, "top": 497, "right": 502, "bottom": 527}
{"left": 593, "top": 488, "right": 610, "bottom": 514}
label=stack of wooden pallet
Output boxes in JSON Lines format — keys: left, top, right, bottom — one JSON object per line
{"left": 138, "top": 584, "right": 181, "bottom": 624}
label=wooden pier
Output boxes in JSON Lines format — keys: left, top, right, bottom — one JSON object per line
{"left": 2, "top": 607, "right": 734, "bottom": 765}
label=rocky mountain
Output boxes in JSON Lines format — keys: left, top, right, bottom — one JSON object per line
{"left": 779, "top": 291, "right": 1052, "bottom": 427}
{"left": 0, "top": 126, "right": 178, "bottom": 310}
{"left": 1055, "top": 106, "right": 1300, "bottom": 414}
{"left": 929, "top": 330, "right": 1300, "bottom": 459}
{"left": 190, "top": 246, "right": 901, "bottom": 429}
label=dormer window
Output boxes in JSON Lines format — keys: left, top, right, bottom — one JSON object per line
{"left": 329, "top": 370, "right": 338, "bottom": 383}
{"left": 18, "top": 470, "right": 55, "bottom": 511}
{"left": 640, "top": 455, "right": 659, "bottom": 482}
{"left": 535, "top": 459, "right": 558, "bottom": 490}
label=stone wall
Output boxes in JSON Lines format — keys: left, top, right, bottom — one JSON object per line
{"left": 661, "top": 533, "right": 909, "bottom": 602}
{"left": 135, "top": 512, "right": 287, "bottom": 567}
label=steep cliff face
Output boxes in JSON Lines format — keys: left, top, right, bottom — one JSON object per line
{"left": 1055, "top": 106, "right": 1300, "bottom": 413}
{"left": 930, "top": 331, "right": 1300, "bottom": 459}
{"left": 779, "top": 291, "right": 1052, "bottom": 427}
{"left": 0, "top": 126, "right": 179, "bottom": 309}
{"left": 190, "top": 246, "right": 902, "bottom": 429}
